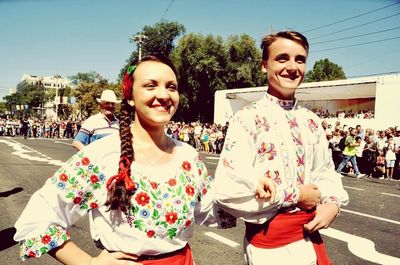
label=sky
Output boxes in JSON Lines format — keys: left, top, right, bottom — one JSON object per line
{"left": 1, "top": 0, "right": 399, "bottom": 101}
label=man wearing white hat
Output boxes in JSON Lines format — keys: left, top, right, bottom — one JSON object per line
{"left": 72, "top": 89, "right": 121, "bottom": 150}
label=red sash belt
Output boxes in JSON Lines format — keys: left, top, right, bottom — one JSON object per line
{"left": 138, "top": 244, "right": 194, "bottom": 265}
{"left": 245, "top": 211, "right": 332, "bottom": 265}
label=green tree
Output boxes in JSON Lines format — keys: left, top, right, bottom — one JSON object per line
{"left": 225, "top": 34, "right": 266, "bottom": 89}
{"left": 119, "top": 20, "right": 186, "bottom": 80}
{"left": 304, "top": 58, "right": 346, "bottom": 82}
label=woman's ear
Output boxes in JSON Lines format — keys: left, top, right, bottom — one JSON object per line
{"left": 127, "top": 100, "right": 134, "bottom": 107}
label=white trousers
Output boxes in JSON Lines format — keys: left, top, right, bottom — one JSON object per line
{"left": 244, "top": 237, "right": 317, "bottom": 265}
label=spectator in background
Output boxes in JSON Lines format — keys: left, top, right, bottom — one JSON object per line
{"left": 384, "top": 136, "right": 397, "bottom": 180}
{"left": 362, "top": 135, "right": 378, "bottom": 178}
{"left": 336, "top": 128, "right": 365, "bottom": 179}
{"left": 72, "top": 89, "right": 120, "bottom": 151}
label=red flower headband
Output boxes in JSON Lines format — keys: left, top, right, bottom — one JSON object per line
{"left": 122, "top": 65, "right": 136, "bottom": 100}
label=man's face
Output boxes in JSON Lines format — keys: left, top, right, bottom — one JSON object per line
{"left": 262, "top": 38, "right": 308, "bottom": 99}
{"left": 100, "top": 101, "right": 116, "bottom": 118}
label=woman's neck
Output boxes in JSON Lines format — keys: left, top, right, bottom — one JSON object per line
{"left": 131, "top": 122, "right": 169, "bottom": 149}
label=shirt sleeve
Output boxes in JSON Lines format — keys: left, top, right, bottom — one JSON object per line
{"left": 14, "top": 150, "right": 106, "bottom": 260}
{"left": 193, "top": 155, "right": 236, "bottom": 229}
{"left": 213, "top": 114, "right": 283, "bottom": 224}
{"left": 309, "top": 123, "right": 349, "bottom": 208}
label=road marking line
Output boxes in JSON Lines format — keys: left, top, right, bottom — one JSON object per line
{"left": 321, "top": 228, "right": 400, "bottom": 264}
{"left": 343, "top": 186, "right": 364, "bottom": 191}
{"left": 203, "top": 232, "right": 240, "bottom": 248}
{"left": 381, "top": 192, "right": 400, "bottom": 198}
{"left": 54, "top": 141, "right": 74, "bottom": 146}
{"left": 205, "top": 156, "right": 220, "bottom": 160}
{"left": 341, "top": 209, "right": 400, "bottom": 225}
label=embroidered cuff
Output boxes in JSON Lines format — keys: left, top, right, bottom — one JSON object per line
{"left": 281, "top": 186, "right": 301, "bottom": 208}
{"left": 19, "top": 225, "right": 70, "bottom": 261}
{"left": 323, "top": 196, "right": 341, "bottom": 216}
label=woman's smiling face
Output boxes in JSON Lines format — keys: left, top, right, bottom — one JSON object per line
{"left": 131, "top": 60, "right": 179, "bottom": 128}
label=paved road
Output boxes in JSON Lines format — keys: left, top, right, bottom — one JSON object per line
{"left": 0, "top": 137, "right": 399, "bottom": 265}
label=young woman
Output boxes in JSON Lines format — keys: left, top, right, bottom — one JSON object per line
{"left": 14, "top": 54, "right": 235, "bottom": 265}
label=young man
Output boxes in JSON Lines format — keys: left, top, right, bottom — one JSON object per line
{"left": 214, "top": 31, "right": 348, "bottom": 265}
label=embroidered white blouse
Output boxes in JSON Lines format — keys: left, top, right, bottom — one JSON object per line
{"left": 14, "top": 134, "right": 234, "bottom": 260}
{"left": 214, "top": 93, "right": 349, "bottom": 224}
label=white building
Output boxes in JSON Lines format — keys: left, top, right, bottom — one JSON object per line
{"left": 21, "top": 74, "right": 73, "bottom": 120}
{"left": 214, "top": 73, "right": 400, "bottom": 130}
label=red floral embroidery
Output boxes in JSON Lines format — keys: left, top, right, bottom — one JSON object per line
{"left": 90, "top": 202, "right": 98, "bottom": 209}
{"left": 165, "top": 211, "right": 178, "bottom": 224}
{"left": 135, "top": 192, "right": 150, "bottom": 206}
{"left": 81, "top": 157, "right": 90, "bottom": 166}
{"left": 202, "top": 188, "right": 207, "bottom": 195}
{"left": 150, "top": 182, "right": 158, "bottom": 189}
{"left": 90, "top": 175, "right": 99, "bottom": 183}
{"left": 185, "top": 185, "right": 195, "bottom": 197}
{"left": 182, "top": 161, "right": 191, "bottom": 171}
{"left": 147, "top": 230, "right": 155, "bottom": 238}
{"left": 73, "top": 197, "right": 82, "bottom": 204}
{"left": 198, "top": 169, "right": 202, "bottom": 176}
{"left": 185, "top": 219, "right": 192, "bottom": 227}
{"left": 41, "top": 235, "right": 51, "bottom": 244}
{"left": 59, "top": 173, "right": 68, "bottom": 182}
{"left": 28, "top": 251, "right": 36, "bottom": 258}
{"left": 168, "top": 178, "right": 177, "bottom": 186}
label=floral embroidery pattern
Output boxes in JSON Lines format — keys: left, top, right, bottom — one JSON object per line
{"left": 49, "top": 152, "right": 104, "bottom": 211}
{"left": 308, "top": 118, "right": 318, "bottom": 133}
{"left": 125, "top": 158, "right": 211, "bottom": 240}
{"left": 257, "top": 142, "right": 277, "bottom": 162}
{"left": 255, "top": 114, "right": 270, "bottom": 132}
{"left": 282, "top": 187, "right": 300, "bottom": 208}
{"left": 19, "top": 225, "right": 70, "bottom": 261}
{"left": 286, "top": 114, "right": 305, "bottom": 185}
{"left": 265, "top": 170, "right": 282, "bottom": 185}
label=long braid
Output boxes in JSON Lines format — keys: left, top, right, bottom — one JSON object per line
{"left": 105, "top": 99, "right": 134, "bottom": 212}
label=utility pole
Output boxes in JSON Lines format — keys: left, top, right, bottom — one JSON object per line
{"left": 129, "top": 33, "right": 148, "bottom": 60}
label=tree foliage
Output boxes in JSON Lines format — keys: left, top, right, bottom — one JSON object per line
{"left": 172, "top": 33, "right": 227, "bottom": 121}
{"left": 119, "top": 20, "right": 186, "bottom": 80}
{"left": 172, "top": 33, "right": 264, "bottom": 122}
{"left": 304, "top": 58, "right": 346, "bottom": 82}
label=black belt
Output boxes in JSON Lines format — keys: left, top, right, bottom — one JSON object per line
{"left": 94, "top": 239, "right": 186, "bottom": 261}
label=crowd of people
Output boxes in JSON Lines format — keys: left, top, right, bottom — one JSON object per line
{"left": 0, "top": 117, "right": 80, "bottom": 139}
{"left": 312, "top": 107, "right": 375, "bottom": 119}
{"left": 323, "top": 120, "right": 400, "bottom": 180}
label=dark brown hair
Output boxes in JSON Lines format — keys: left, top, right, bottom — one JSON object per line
{"left": 261, "top": 30, "right": 309, "bottom": 61}
{"left": 105, "top": 53, "right": 177, "bottom": 213}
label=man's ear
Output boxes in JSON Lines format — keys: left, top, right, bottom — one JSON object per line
{"left": 127, "top": 100, "right": 134, "bottom": 107}
{"left": 261, "top": 61, "right": 268, "bottom": 74}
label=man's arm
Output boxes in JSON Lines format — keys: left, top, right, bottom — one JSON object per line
{"left": 72, "top": 140, "right": 85, "bottom": 151}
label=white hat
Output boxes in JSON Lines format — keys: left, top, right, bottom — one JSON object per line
{"left": 96, "top": 90, "right": 121, "bottom": 103}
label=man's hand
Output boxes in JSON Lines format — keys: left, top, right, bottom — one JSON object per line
{"left": 256, "top": 177, "right": 276, "bottom": 203}
{"left": 304, "top": 203, "right": 339, "bottom": 233}
{"left": 297, "top": 184, "right": 321, "bottom": 210}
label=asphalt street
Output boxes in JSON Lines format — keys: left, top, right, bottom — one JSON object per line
{"left": 0, "top": 137, "right": 399, "bottom": 265}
